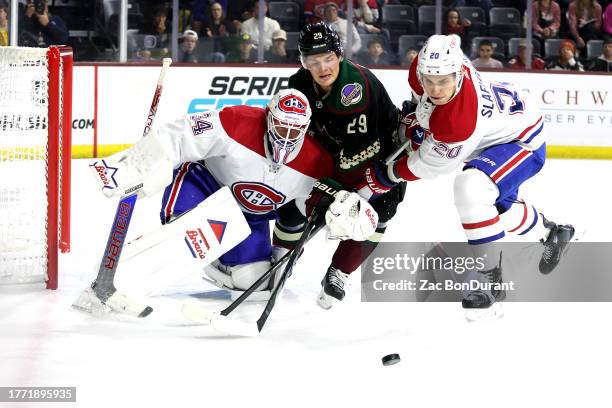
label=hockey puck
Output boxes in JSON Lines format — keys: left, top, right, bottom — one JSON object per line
{"left": 381, "top": 353, "right": 401, "bottom": 366}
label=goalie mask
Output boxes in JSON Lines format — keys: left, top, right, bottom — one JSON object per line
{"left": 265, "top": 89, "right": 311, "bottom": 166}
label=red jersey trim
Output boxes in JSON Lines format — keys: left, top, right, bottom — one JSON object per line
{"left": 429, "top": 68, "right": 478, "bottom": 143}
{"left": 219, "top": 105, "right": 333, "bottom": 180}
{"left": 408, "top": 56, "right": 423, "bottom": 96}
{"left": 394, "top": 158, "right": 420, "bottom": 181}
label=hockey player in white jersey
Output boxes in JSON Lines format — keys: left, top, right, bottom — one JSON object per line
{"left": 85, "top": 88, "right": 379, "bottom": 304}
{"left": 358, "top": 34, "right": 574, "bottom": 311}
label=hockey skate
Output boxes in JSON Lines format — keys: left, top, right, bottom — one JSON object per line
{"left": 539, "top": 215, "right": 575, "bottom": 275}
{"left": 317, "top": 265, "right": 349, "bottom": 310}
{"left": 462, "top": 256, "right": 505, "bottom": 321}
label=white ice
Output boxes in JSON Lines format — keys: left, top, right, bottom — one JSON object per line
{"left": 1, "top": 158, "right": 611, "bottom": 408}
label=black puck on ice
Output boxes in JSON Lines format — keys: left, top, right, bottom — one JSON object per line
{"left": 382, "top": 353, "right": 401, "bottom": 366}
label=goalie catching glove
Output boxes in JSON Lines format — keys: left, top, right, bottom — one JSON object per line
{"left": 325, "top": 190, "right": 379, "bottom": 241}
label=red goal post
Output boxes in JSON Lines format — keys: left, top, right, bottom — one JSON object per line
{"left": 0, "top": 46, "right": 73, "bottom": 290}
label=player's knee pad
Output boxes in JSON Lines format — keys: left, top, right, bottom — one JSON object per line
{"left": 453, "top": 168, "right": 499, "bottom": 220}
{"left": 229, "top": 260, "right": 272, "bottom": 291}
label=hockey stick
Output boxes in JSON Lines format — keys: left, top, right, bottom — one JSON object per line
{"left": 182, "top": 214, "right": 324, "bottom": 335}
{"left": 85, "top": 58, "right": 172, "bottom": 317}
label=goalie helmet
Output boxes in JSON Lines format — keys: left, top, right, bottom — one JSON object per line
{"left": 298, "top": 22, "right": 343, "bottom": 58}
{"left": 265, "top": 89, "right": 311, "bottom": 166}
{"left": 417, "top": 34, "right": 466, "bottom": 101}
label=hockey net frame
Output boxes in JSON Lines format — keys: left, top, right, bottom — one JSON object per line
{"left": 0, "top": 46, "right": 73, "bottom": 290}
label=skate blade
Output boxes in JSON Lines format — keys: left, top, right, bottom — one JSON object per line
{"left": 464, "top": 302, "right": 504, "bottom": 322}
{"left": 317, "top": 289, "right": 335, "bottom": 310}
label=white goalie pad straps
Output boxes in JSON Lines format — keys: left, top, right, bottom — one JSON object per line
{"left": 325, "top": 190, "right": 379, "bottom": 241}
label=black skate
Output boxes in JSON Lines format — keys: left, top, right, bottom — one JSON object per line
{"left": 317, "top": 265, "right": 349, "bottom": 310}
{"left": 462, "top": 256, "right": 506, "bottom": 309}
{"left": 539, "top": 215, "right": 575, "bottom": 275}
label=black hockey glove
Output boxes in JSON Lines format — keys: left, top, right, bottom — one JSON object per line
{"left": 305, "top": 177, "right": 345, "bottom": 224}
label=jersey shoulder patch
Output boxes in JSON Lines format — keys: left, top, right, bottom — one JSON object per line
{"left": 326, "top": 60, "right": 371, "bottom": 114}
{"left": 219, "top": 106, "right": 267, "bottom": 157}
{"left": 429, "top": 74, "right": 478, "bottom": 144}
{"left": 287, "top": 136, "right": 334, "bottom": 180}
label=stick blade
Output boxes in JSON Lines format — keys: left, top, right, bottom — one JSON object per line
{"left": 181, "top": 302, "right": 219, "bottom": 325}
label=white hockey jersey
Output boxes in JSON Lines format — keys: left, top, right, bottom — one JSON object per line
{"left": 396, "top": 56, "right": 546, "bottom": 181}
{"left": 155, "top": 105, "right": 333, "bottom": 215}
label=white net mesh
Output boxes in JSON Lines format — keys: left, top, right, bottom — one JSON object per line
{"left": 0, "top": 47, "right": 49, "bottom": 284}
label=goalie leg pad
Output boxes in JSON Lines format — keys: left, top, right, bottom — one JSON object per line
{"left": 205, "top": 260, "right": 272, "bottom": 292}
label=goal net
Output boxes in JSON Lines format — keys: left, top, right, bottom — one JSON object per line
{"left": 0, "top": 46, "right": 73, "bottom": 289}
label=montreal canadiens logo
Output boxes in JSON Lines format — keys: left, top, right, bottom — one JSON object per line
{"left": 232, "top": 182, "right": 286, "bottom": 213}
{"left": 278, "top": 94, "right": 307, "bottom": 116}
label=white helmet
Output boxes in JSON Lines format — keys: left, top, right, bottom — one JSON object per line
{"left": 265, "top": 88, "right": 312, "bottom": 165}
{"left": 417, "top": 34, "right": 465, "bottom": 100}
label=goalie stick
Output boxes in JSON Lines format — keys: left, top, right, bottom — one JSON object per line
{"left": 182, "top": 213, "right": 324, "bottom": 336}
{"left": 82, "top": 58, "right": 172, "bottom": 317}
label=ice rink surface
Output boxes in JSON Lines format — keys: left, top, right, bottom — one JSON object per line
{"left": 1, "top": 158, "right": 611, "bottom": 408}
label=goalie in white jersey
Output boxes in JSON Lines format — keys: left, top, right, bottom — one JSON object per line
{"left": 87, "top": 88, "right": 379, "bottom": 303}
{"left": 359, "top": 34, "right": 574, "bottom": 311}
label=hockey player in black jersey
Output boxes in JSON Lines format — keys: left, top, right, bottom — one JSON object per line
{"left": 288, "top": 22, "right": 405, "bottom": 309}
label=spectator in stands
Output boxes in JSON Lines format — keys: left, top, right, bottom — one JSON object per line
{"left": 400, "top": 48, "right": 418, "bottom": 67}
{"left": 240, "top": 0, "right": 280, "bottom": 51}
{"left": 264, "top": 29, "right": 290, "bottom": 63}
{"left": 304, "top": 0, "right": 345, "bottom": 23}
{"left": 602, "top": 3, "right": 611, "bottom": 36}
{"left": 545, "top": 39, "right": 585, "bottom": 70}
{"left": 201, "top": 2, "right": 235, "bottom": 38}
{"left": 324, "top": 2, "right": 362, "bottom": 54}
{"left": 532, "top": 0, "right": 561, "bottom": 42}
{"left": 567, "top": 0, "right": 603, "bottom": 51}
{"left": 471, "top": 39, "right": 503, "bottom": 68}
{"left": 180, "top": 29, "right": 199, "bottom": 63}
{"left": 443, "top": 8, "right": 471, "bottom": 44}
{"left": 507, "top": 40, "right": 546, "bottom": 69}
{"left": 18, "top": 0, "right": 68, "bottom": 47}
{"left": 226, "top": 32, "right": 257, "bottom": 63}
{"left": 354, "top": 0, "right": 382, "bottom": 34}
{"left": 138, "top": 5, "right": 170, "bottom": 59}
{"left": 446, "top": 0, "right": 493, "bottom": 15}
{"left": 0, "top": 3, "right": 8, "bottom": 47}
{"left": 353, "top": 0, "right": 379, "bottom": 24}
{"left": 191, "top": 0, "right": 229, "bottom": 27}
{"left": 587, "top": 35, "right": 612, "bottom": 71}
{"left": 358, "top": 37, "right": 391, "bottom": 65}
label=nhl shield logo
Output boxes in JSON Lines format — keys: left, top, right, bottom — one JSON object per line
{"left": 340, "top": 83, "right": 363, "bottom": 106}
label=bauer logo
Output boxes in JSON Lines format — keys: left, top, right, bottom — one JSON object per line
{"left": 184, "top": 228, "right": 210, "bottom": 260}
{"left": 90, "top": 160, "right": 118, "bottom": 189}
{"left": 231, "top": 182, "right": 286, "bottom": 213}
{"left": 340, "top": 83, "right": 363, "bottom": 107}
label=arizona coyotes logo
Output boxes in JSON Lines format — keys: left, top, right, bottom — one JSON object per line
{"left": 278, "top": 94, "right": 308, "bottom": 116}
{"left": 232, "top": 182, "right": 286, "bottom": 213}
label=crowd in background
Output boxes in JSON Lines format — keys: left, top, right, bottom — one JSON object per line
{"left": 0, "top": 0, "right": 610, "bottom": 72}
